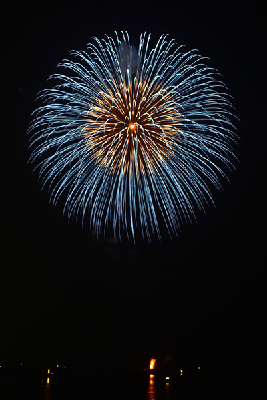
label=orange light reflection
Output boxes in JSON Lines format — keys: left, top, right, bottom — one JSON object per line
{"left": 148, "top": 373, "right": 156, "bottom": 400}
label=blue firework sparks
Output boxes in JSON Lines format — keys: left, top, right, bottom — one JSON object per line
{"left": 27, "top": 32, "right": 238, "bottom": 242}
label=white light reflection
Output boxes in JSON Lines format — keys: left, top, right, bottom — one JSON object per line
{"left": 165, "top": 379, "right": 170, "bottom": 400}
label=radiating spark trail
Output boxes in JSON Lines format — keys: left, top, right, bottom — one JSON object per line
{"left": 27, "top": 32, "right": 238, "bottom": 242}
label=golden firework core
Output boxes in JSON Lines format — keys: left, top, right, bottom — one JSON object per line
{"left": 82, "top": 76, "right": 181, "bottom": 175}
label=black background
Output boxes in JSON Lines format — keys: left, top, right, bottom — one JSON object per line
{"left": 2, "top": 0, "right": 266, "bottom": 372}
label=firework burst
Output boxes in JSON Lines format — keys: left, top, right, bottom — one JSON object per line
{"left": 27, "top": 32, "right": 238, "bottom": 242}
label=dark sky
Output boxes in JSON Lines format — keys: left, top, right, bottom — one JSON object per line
{"left": 2, "top": 1, "right": 266, "bottom": 371}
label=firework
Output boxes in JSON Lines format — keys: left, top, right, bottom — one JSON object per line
{"left": 27, "top": 32, "right": 238, "bottom": 242}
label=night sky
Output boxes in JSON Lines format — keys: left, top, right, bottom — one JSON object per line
{"left": 2, "top": 1, "right": 265, "bottom": 372}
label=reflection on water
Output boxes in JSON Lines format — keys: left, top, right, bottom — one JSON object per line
{"left": 44, "top": 376, "right": 50, "bottom": 400}
{"left": 147, "top": 374, "right": 156, "bottom": 400}
{"left": 41, "top": 372, "right": 173, "bottom": 400}
{"left": 165, "top": 381, "right": 170, "bottom": 400}
{"left": 0, "top": 371, "right": 264, "bottom": 400}
{"left": 147, "top": 374, "right": 171, "bottom": 400}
